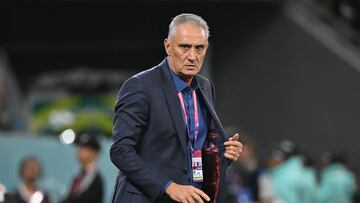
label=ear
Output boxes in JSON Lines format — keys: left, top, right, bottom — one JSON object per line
{"left": 164, "top": 38, "right": 171, "bottom": 56}
{"left": 205, "top": 42, "right": 209, "bottom": 51}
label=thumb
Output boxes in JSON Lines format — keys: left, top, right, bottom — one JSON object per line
{"left": 229, "top": 133, "right": 240, "bottom": 141}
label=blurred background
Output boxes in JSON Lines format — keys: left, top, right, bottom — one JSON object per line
{"left": 1, "top": 0, "right": 360, "bottom": 202}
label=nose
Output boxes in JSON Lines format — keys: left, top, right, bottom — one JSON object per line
{"left": 187, "top": 48, "right": 196, "bottom": 61}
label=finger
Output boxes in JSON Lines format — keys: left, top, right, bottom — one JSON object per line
{"left": 226, "top": 149, "right": 241, "bottom": 157}
{"left": 229, "top": 145, "right": 243, "bottom": 151}
{"left": 231, "top": 150, "right": 241, "bottom": 158}
{"left": 224, "top": 153, "right": 236, "bottom": 161}
{"left": 191, "top": 193, "right": 204, "bottom": 203}
{"left": 225, "top": 145, "right": 233, "bottom": 150}
{"left": 224, "top": 152, "right": 237, "bottom": 161}
{"left": 225, "top": 147, "right": 243, "bottom": 155}
{"left": 179, "top": 196, "right": 189, "bottom": 203}
{"left": 186, "top": 195, "right": 196, "bottom": 203}
{"left": 225, "top": 144, "right": 240, "bottom": 150}
{"left": 224, "top": 140, "right": 242, "bottom": 146}
{"left": 224, "top": 140, "right": 243, "bottom": 147}
{"left": 225, "top": 146, "right": 241, "bottom": 152}
{"left": 194, "top": 188, "right": 210, "bottom": 202}
{"left": 224, "top": 149, "right": 234, "bottom": 155}
{"left": 229, "top": 133, "right": 240, "bottom": 141}
{"left": 224, "top": 150, "right": 237, "bottom": 157}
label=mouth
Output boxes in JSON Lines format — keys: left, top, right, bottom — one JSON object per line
{"left": 185, "top": 64, "right": 196, "bottom": 68}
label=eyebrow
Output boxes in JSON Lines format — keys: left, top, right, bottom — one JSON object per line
{"left": 178, "top": 43, "right": 205, "bottom": 48}
{"left": 178, "top": 43, "right": 192, "bottom": 48}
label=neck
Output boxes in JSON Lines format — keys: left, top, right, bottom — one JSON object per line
{"left": 23, "top": 181, "right": 36, "bottom": 192}
{"left": 83, "top": 160, "right": 96, "bottom": 172}
{"left": 181, "top": 76, "right": 192, "bottom": 86}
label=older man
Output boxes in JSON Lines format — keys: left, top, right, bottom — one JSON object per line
{"left": 110, "top": 13, "right": 243, "bottom": 203}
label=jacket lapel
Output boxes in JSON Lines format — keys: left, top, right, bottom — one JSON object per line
{"left": 159, "top": 60, "right": 187, "bottom": 151}
{"left": 196, "top": 80, "right": 228, "bottom": 141}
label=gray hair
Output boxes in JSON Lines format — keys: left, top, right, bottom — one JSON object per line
{"left": 168, "top": 13, "right": 209, "bottom": 41}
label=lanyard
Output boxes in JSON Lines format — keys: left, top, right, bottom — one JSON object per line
{"left": 177, "top": 90, "right": 199, "bottom": 151}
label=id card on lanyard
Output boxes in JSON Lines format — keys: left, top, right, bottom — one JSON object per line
{"left": 178, "top": 90, "right": 204, "bottom": 183}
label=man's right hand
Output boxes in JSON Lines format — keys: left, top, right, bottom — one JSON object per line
{"left": 165, "top": 182, "right": 210, "bottom": 203}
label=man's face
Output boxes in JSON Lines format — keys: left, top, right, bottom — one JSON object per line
{"left": 76, "top": 146, "right": 98, "bottom": 166}
{"left": 164, "top": 23, "right": 208, "bottom": 80}
{"left": 22, "top": 159, "right": 41, "bottom": 182}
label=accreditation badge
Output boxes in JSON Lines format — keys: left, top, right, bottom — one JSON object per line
{"left": 192, "top": 149, "right": 204, "bottom": 182}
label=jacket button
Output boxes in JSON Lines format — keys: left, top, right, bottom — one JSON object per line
{"left": 182, "top": 169, "right": 188, "bottom": 175}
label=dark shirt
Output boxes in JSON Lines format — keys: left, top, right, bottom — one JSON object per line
{"left": 62, "top": 170, "right": 103, "bottom": 203}
{"left": 167, "top": 60, "right": 209, "bottom": 189}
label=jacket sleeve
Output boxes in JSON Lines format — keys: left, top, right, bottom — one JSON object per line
{"left": 110, "top": 76, "right": 171, "bottom": 202}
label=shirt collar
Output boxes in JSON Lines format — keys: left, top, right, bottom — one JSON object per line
{"left": 83, "top": 161, "right": 97, "bottom": 174}
{"left": 166, "top": 58, "right": 199, "bottom": 93}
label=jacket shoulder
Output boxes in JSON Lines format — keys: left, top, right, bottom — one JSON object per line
{"left": 124, "top": 65, "right": 162, "bottom": 86}
{"left": 196, "top": 74, "right": 211, "bottom": 85}
{"left": 196, "top": 74, "right": 214, "bottom": 92}
{"left": 117, "top": 65, "right": 162, "bottom": 96}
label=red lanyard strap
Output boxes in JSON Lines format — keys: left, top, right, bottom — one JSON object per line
{"left": 177, "top": 90, "right": 199, "bottom": 150}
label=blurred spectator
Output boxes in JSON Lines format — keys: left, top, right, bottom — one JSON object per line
{"left": 258, "top": 150, "right": 281, "bottom": 203}
{"left": 270, "top": 140, "right": 308, "bottom": 203}
{"left": 61, "top": 133, "right": 103, "bottom": 203}
{"left": 13, "top": 157, "right": 51, "bottom": 203}
{"left": 317, "top": 151, "right": 356, "bottom": 203}
{"left": 301, "top": 154, "right": 317, "bottom": 203}
{"left": 353, "top": 168, "right": 360, "bottom": 203}
{"left": 225, "top": 132, "right": 261, "bottom": 203}
{"left": 257, "top": 147, "right": 288, "bottom": 203}
{"left": 0, "top": 182, "right": 5, "bottom": 202}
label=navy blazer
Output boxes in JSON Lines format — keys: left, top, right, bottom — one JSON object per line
{"left": 110, "top": 59, "right": 230, "bottom": 203}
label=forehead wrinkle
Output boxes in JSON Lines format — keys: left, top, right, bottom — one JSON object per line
{"left": 177, "top": 35, "right": 207, "bottom": 46}
{"left": 178, "top": 32, "right": 206, "bottom": 41}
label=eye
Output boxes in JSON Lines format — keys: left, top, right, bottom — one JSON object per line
{"left": 179, "top": 44, "right": 191, "bottom": 50}
{"left": 195, "top": 45, "right": 205, "bottom": 52}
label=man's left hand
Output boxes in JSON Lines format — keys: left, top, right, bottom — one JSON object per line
{"left": 224, "top": 133, "right": 243, "bottom": 161}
